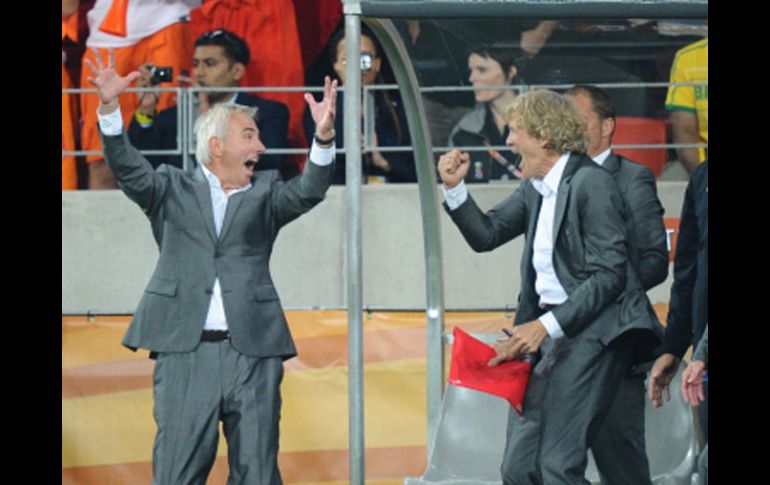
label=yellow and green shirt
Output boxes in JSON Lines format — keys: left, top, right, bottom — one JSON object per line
{"left": 665, "top": 37, "right": 708, "bottom": 161}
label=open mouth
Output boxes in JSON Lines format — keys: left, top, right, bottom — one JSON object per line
{"left": 244, "top": 159, "right": 257, "bottom": 175}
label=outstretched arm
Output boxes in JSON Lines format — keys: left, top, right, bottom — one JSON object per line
{"left": 84, "top": 48, "right": 141, "bottom": 115}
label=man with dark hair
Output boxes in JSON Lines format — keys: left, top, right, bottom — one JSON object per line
{"left": 128, "top": 28, "right": 290, "bottom": 173}
{"left": 438, "top": 89, "right": 662, "bottom": 484}
{"left": 567, "top": 84, "right": 668, "bottom": 485}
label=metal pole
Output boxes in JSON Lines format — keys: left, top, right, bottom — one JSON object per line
{"left": 344, "top": 12, "right": 365, "bottom": 485}
{"left": 364, "top": 18, "right": 446, "bottom": 454}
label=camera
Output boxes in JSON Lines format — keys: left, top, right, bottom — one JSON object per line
{"left": 360, "top": 53, "right": 374, "bottom": 72}
{"left": 148, "top": 65, "right": 173, "bottom": 85}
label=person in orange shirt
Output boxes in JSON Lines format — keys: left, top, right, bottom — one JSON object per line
{"left": 79, "top": 0, "right": 198, "bottom": 189}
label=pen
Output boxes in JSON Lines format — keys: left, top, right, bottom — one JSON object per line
{"left": 502, "top": 327, "right": 513, "bottom": 337}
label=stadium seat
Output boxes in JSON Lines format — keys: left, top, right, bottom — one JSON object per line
{"left": 613, "top": 116, "right": 669, "bottom": 178}
{"left": 406, "top": 353, "right": 700, "bottom": 485}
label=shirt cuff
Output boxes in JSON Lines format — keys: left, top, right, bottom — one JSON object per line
{"left": 308, "top": 140, "right": 335, "bottom": 166}
{"left": 98, "top": 106, "right": 124, "bottom": 136}
{"left": 442, "top": 181, "right": 468, "bottom": 210}
{"left": 539, "top": 311, "right": 564, "bottom": 339}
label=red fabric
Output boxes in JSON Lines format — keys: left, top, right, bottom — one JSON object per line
{"left": 293, "top": 0, "right": 343, "bottom": 68}
{"left": 99, "top": 0, "right": 129, "bottom": 37}
{"left": 448, "top": 326, "right": 532, "bottom": 415}
{"left": 190, "top": 0, "right": 307, "bottom": 172}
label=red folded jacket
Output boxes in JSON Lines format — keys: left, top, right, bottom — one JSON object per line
{"left": 448, "top": 326, "right": 532, "bottom": 415}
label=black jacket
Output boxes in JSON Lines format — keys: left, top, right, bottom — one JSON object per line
{"left": 128, "top": 92, "right": 289, "bottom": 172}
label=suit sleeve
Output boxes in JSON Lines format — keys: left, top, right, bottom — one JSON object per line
{"left": 626, "top": 167, "right": 668, "bottom": 290}
{"left": 101, "top": 130, "right": 170, "bottom": 217}
{"left": 270, "top": 149, "right": 333, "bottom": 229}
{"left": 661, "top": 173, "right": 700, "bottom": 357}
{"left": 446, "top": 185, "right": 528, "bottom": 253}
{"left": 551, "top": 170, "right": 628, "bottom": 337}
{"left": 692, "top": 325, "right": 708, "bottom": 364}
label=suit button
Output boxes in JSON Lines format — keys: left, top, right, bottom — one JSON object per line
{"left": 205, "top": 288, "right": 213, "bottom": 295}
{"left": 214, "top": 251, "right": 222, "bottom": 258}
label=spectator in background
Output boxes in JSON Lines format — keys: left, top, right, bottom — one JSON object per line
{"left": 62, "top": 0, "right": 96, "bottom": 190}
{"left": 665, "top": 36, "right": 708, "bottom": 175}
{"left": 306, "top": 27, "right": 416, "bottom": 184}
{"left": 648, "top": 160, "right": 708, "bottom": 442}
{"left": 191, "top": 0, "right": 308, "bottom": 178}
{"left": 448, "top": 46, "right": 522, "bottom": 183}
{"left": 80, "top": 0, "right": 198, "bottom": 189}
{"left": 567, "top": 84, "right": 668, "bottom": 485}
{"left": 128, "top": 28, "right": 289, "bottom": 172}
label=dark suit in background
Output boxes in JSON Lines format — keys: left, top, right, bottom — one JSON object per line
{"left": 590, "top": 153, "right": 668, "bottom": 485}
{"left": 447, "top": 153, "right": 662, "bottom": 484}
{"left": 128, "top": 92, "right": 290, "bottom": 172}
{"left": 660, "top": 159, "right": 709, "bottom": 440}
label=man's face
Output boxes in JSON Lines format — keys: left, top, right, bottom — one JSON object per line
{"left": 211, "top": 111, "right": 265, "bottom": 190}
{"left": 569, "top": 92, "right": 613, "bottom": 159}
{"left": 192, "top": 45, "right": 242, "bottom": 102}
{"left": 333, "top": 35, "right": 381, "bottom": 86}
{"left": 506, "top": 120, "right": 549, "bottom": 179}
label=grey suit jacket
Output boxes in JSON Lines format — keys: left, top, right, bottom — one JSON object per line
{"left": 102, "top": 131, "right": 333, "bottom": 359}
{"left": 603, "top": 153, "right": 668, "bottom": 291}
{"left": 448, "top": 152, "right": 661, "bottom": 354}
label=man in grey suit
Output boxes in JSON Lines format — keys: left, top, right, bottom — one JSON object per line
{"left": 567, "top": 85, "right": 668, "bottom": 485}
{"left": 437, "top": 90, "right": 662, "bottom": 485}
{"left": 85, "top": 49, "right": 338, "bottom": 484}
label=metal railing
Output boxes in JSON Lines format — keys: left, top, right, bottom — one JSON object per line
{"left": 62, "top": 81, "right": 708, "bottom": 165}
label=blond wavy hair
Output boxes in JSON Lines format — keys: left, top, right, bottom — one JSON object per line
{"left": 504, "top": 89, "right": 589, "bottom": 155}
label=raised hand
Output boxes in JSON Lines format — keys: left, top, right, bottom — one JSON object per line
{"left": 84, "top": 48, "right": 141, "bottom": 110}
{"left": 305, "top": 76, "right": 338, "bottom": 141}
{"left": 437, "top": 149, "right": 471, "bottom": 188}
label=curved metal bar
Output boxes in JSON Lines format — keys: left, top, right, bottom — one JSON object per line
{"left": 364, "top": 17, "right": 446, "bottom": 452}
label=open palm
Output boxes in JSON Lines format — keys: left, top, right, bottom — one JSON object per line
{"left": 84, "top": 48, "right": 141, "bottom": 106}
{"left": 304, "top": 76, "right": 338, "bottom": 139}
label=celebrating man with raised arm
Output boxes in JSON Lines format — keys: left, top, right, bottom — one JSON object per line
{"left": 85, "top": 48, "right": 337, "bottom": 485}
{"left": 438, "top": 90, "right": 661, "bottom": 485}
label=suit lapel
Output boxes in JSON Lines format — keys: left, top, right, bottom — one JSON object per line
{"left": 219, "top": 189, "right": 247, "bottom": 242}
{"left": 552, "top": 153, "right": 585, "bottom": 244}
{"left": 602, "top": 152, "right": 621, "bottom": 175}
{"left": 191, "top": 167, "right": 218, "bottom": 244}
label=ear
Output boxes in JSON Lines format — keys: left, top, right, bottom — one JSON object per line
{"left": 231, "top": 62, "right": 246, "bottom": 82}
{"left": 601, "top": 117, "right": 615, "bottom": 140}
{"left": 209, "top": 135, "right": 224, "bottom": 159}
{"left": 507, "top": 65, "right": 518, "bottom": 82}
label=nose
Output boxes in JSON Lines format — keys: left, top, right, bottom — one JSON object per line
{"left": 506, "top": 131, "right": 515, "bottom": 147}
{"left": 255, "top": 137, "right": 266, "bottom": 154}
{"left": 468, "top": 69, "right": 477, "bottom": 84}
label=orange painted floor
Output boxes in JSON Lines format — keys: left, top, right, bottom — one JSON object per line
{"left": 63, "top": 305, "right": 670, "bottom": 484}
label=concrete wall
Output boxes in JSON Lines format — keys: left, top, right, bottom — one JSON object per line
{"left": 62, "top": 181, "right": 687, "bottom": 314}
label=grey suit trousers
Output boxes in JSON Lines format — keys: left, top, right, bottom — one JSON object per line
{"left": 500, "top": 333, "right": 635, "bottom": 485}
{"left": 591, "top": 373, "right": 652, "bottom": 485}
{"left": 152, "top": 342, "right": 284, "bottom": 485}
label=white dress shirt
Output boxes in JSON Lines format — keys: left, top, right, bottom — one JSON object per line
{"left": 530, "top": 153, "right": 571, "bottom": 338}
{"left": 98, "top": 106, "right": 334, "bottom": 331}
{"left": 593, "top": 148, "right": 611, "bottom": 166}
{"left": 442, "top": 153, "right": 572, "bottom": 339}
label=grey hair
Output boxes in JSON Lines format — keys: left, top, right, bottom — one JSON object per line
{"left": 194, "top": 103, "right": 258, "bottom": 165}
